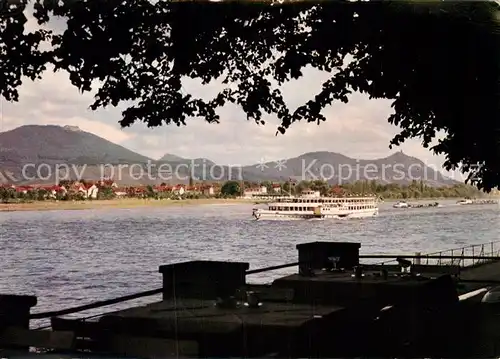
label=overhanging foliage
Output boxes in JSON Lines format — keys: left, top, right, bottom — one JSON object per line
{"left": 1, "top": 0, "right": 499, "bottom": 190}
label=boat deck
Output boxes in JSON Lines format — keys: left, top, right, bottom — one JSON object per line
{"left": 5, "top": 240, "right": 500, "bottom": 358}
{"left": 273, "top": 269, "right": 457, "bottom": 306}
{"left": 96, "top": 298, "right": 344, "bottom": 356}
{"left": 461, "top": 260, "right": 500, "bottom": 281}
{"left": 84, "top": 268, "right": 459, "bottom": 357}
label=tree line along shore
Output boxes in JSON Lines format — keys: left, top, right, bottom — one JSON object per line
{"left": 0, "top": 179, "right": 493, "bottom": 204}
{"left": 223, "top": 180, "right": 492, "bottom": 200}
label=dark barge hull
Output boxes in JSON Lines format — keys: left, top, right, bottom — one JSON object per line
{"left": 4, "top": 241, "right": 500, "bottom": 358}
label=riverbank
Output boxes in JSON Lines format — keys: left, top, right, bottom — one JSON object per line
{"left": 1, "top": 196, "right": 497, "bottom": 212}
{"left": 0, "top": 198, "right": 261, "bottom": 212}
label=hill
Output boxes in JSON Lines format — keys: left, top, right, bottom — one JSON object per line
{"left": 157, "top": 153, "right": 185, "bottom": 162}
{"left": 239, "top": 151, "right": 458, "bottom": 186}
{"left": 0, "top": 125, "right": 151, "bottom": 164}
{"left": 0, "top": 125, "right": 154, "bottom": 184}
{"left": 0, "top": 125, "right": 458, "bottom": 186}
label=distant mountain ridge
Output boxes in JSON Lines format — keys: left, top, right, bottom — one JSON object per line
{"left": 158, "top": 153, "right": 185, "bottom": 162}
{"left": 0, "top": 125, "right": 459, "bottom": 186}
{"left": 238, "top": 150, "right": 457, "bottom": 186}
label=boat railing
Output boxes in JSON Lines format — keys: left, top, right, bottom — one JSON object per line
{"left": 376, "top": 240, "right": 500, "bottom": 268}
{"left": 19, "top": 241, "right": 500, "bottom": 333}
{"left": 25, "top": 261, "right": 301, "bottom": 329}
{"left": 24, "top": 241, "right": 500, "bottom": 331}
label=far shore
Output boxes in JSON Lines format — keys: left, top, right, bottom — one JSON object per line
{"left": 1, "top": 195, "right": 496, "bottom": 213}
{"left": 0, "top": 198, "right": 262, "bottom": 212}
{"left": 381, "top": 196, "right": 499, "bottom": 203}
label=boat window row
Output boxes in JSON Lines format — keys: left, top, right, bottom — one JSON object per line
{"left": 269, "top": 205, "right": 376, "bottom": 211}
{"left": 269, "top": 206, "right": 313, "bottom": 211}
{"left": 348, "top": 205, "right": 376, "bottom": 210}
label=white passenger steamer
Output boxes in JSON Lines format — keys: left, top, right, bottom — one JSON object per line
{"left": 252, "top": 190, "right": 379, "bottom": 221}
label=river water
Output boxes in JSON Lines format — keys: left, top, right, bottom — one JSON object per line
{"left": 0, "top": 200, "right": 498, "bottom": 326}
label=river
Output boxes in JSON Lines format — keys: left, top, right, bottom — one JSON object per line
{"left": 0, "top": 199, "right": 498, "bottom": 326}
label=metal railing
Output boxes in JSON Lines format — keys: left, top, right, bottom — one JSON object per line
{"left": 26, "top": 241, "right": 500, "bottom": 328}
{"left": 378, "top": 240, "right": 500, "bottom": 268}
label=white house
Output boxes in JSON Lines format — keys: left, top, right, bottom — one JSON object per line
{"left": 172, "top": 185, "right": 185, "bottom": 195}
{"left": 38, "top": 185, "right": 68, "bottom": 199}
{"left": 75, "top": 184, "right": 99, "bottom": 199}
{"left": 88, "top": 185, "right": 99, "bottom": 198}
{"left": 243, "top": 186, "right": 267, "bottom": 199}
{"left": 272, "top": 184, "right": 282, "bottom": 193}
{"left": 203, "top": 185, "right": 215, "bottom": 196}
{"left": 113, "top": 187, "right": 128, "bottom": 197}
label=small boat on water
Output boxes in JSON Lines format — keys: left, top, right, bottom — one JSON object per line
{"left": 393, "top": 200, "right": 441, "bottom": 209}
{"left": 393, "top": 201, "right": 410, "bottom": 208}
{"left": 252, "top": 190, "right": 378, "bottom": 221}
{"left": 456, "top": 198, "right": 498, "bottom": 205}
{"left": 411, "top": 202, "right": 441, "bottom": 208}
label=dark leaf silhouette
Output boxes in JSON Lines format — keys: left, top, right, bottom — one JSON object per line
{"left": 1, "top": 0, "right": 499, "bottom": 190}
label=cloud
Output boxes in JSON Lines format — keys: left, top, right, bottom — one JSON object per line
{"left": 0, "top": 37, "right": 458, "bottom": 179}
{"left": 0, "top": 65, "right": 133, "bottom": 145}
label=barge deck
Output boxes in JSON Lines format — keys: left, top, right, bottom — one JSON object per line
{"left": 4, "top": 240, "right": 500, "bottom": 358}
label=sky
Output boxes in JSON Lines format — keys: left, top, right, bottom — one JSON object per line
{"left": 0, "top": 10, "right": 465, "bottom": 181}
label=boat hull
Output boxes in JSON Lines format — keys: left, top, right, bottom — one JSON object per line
{"left": 252, "top": 192, "right": 379, "bottom": 221}
{"left": 253, "top": 208, "right": 378, "bottom": 221}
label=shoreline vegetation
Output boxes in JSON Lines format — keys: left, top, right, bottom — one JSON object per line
{"left": 1, "top": 179, "right": 496, "bottom": 212}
